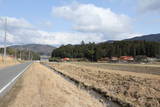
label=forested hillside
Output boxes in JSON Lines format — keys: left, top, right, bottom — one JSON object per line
{"left": 51, "top": 41, "right": 160, "bottom": 61}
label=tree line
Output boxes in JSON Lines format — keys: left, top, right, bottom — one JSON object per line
{"left": 51, "top": 41, "right": 160, "bottom": 61}
{"left": 0, "top": 47, "right": 40, "bottom": 60}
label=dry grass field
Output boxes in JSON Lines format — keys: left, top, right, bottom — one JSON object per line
{"left": 0, "top": 55, "right": 19, "bottom": 68}
{"left": 46, "top": 62, "right": 160, "bottom": 107}
{"left": 0, "top": 63, "right": 104, "bottom": 107}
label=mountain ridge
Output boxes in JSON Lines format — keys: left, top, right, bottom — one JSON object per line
{"left": 9, "top": 44, "right": 55, "bottom": 56}
{"left": 125, "top": 33, "right": 160, "bottom": 42}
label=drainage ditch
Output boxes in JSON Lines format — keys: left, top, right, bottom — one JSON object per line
{"left": 42, "top": 63, "right": 133, "bottom": 107}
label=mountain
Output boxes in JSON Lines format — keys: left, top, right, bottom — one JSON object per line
{"left": 106, "top": 40, "right": 115, "bottom": 43}
{"left": 126, "top": 33, "right": 160, "bottom": 42}
{"left": 9, "top": 44, "right": 55, "bottom": 56}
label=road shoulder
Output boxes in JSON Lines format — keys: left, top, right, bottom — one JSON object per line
{"left": 0, "top": 63, "right": 104, "bottom": 107}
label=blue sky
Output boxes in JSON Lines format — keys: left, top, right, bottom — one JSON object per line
{"left": 0, "top": 0, "right": 160, "bottom": 45}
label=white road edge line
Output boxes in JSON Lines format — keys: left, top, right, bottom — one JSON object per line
{"left": 0, "top": 63, "right": 32, "bottom": 94}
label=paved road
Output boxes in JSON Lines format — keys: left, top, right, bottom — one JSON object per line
{"left": 0, "top": 62, "right": 32, "bottom": 96}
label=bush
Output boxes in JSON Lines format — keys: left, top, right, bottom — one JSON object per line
{"left": 135, "top": 55, "right": 148, "bottom": 63}
{"left": 49, "top": 57, "right": 61, "bottom": 62}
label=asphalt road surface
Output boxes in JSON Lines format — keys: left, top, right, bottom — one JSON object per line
{"left": 0, "top": 62, "right": 32, "bottom": 97}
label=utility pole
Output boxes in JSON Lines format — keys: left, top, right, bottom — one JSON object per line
{"left": 29, "top": 50, "right": 31, "bottom": 60}
{"left": 20, "top": 46, "right": 22, "bottom": 60}
{"left": 21, "top": 46, "right": 24, "bottom": 60}
{"left": 20, "top": 49, "right": 22, "bottom": 60}
{"left": 31, "top": 54, "right": 33, "bottom": 61}
{"left": 3, "top": 18, "right": 7, "bottom": 64}
{"left": 28, "top": 49, "right": 31, "bottom": 61}
{"left": 15, "top": 48, "right": 17, "bottom": 61}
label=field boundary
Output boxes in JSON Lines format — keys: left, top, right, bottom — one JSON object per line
{"left": 42, "top": 63, "right": 134, "bottom": 107}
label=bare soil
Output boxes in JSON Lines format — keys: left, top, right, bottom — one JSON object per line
{"left": 72, "top": 62, "right": 160, "bottom": 75}
{"left": 0, "top": 63, "right": 104, "bottom": 107}
{"left": 47, "top": 62, "right": 160, "bottom": 107}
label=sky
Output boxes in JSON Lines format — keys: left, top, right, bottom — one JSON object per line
{"left": 0, "top": 0, "right": 160, "bottom": 46}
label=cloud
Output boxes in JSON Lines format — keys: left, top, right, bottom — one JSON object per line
{"left": 0, "top": 17, "right": 36, "bottom": 44}
{"left": 38, "top": 21, "right": 53, "bottom": 29}
{"left": 0, "top": 2, "right": 138, "bottom": 46}
{"left": 0, "top": 17, "right": 33, "bottom": 29}
{"left": 52, "top": 3, "right": 132, "bottom": 39}
{"left": 118, "top": 33, "right": 143, "bottom": 39}
{"left": 138, "top": 0, "right": 160, "bottom": 13}
{"left": 34, "top": 31, "right": 103, "bottom": 45}
{"left": 0, "top": 16, "right": 103, "bottom": 46}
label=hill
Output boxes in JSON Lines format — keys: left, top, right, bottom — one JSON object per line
{"left": 9, "top": 44, "right": 55, "bottom": 56}
{"left": 126, "top": 33, "right": 160, "bottom": 42}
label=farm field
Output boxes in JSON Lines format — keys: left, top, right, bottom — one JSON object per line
{"left": 46, "top": 62, "right": 160, "bottom": 107}
{"left": 72, "top": 62, "right": 160, "bottom": 75}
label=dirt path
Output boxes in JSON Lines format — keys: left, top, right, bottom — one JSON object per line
{"left": 0, "top": 63, "right": 104, "bottom": 107}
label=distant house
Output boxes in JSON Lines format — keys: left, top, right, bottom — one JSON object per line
{"left": 98, "top": 57, "right": 110, "bottom": 62}
{"left": 110, "top": 57, "right": 119, "bottom": 62}
{"left": 111, "top": 57, "right": 118, "bottom": 60}
{"left": 62, "top": 57, "right": 70, "bottom": 62}
{"left": 120, "top": 56, "right": 134, "bottom": 62}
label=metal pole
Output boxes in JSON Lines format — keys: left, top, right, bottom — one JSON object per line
{"left": 20, "top": 46, "right": 22, "bottom": 60}
{"left": 28, "top": 49, "right": 30, "bottom": 61}
{"left": 29, "top": 50, "right": 31, "bottom": 60}
{"left": 20, "top": 49, "right": 21, "bottom": 60}
{"left": 3, "top": 18, "right": 7, "bottom": 64}
{"left": 15, "top": 48, "right": 17, "bottom": 61}
{"left": 21, "top": 46, "right": 23, "bottom": 60}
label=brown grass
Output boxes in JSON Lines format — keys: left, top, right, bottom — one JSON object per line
{"left": 0, "top": 63, "right": 104, "bottom": 107}
{"left": 0, "top": 55, "right": 19, "bottom": 68}
{"left": 47, "top": 62, "right": 160, "bottom": 107}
